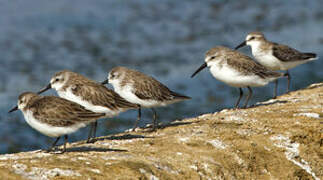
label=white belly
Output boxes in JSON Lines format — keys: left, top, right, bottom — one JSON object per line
{"left": 23, "top": 110, "right": 86, "bottom": 137}
{"left": 209, "top": 64, "right": 272, "bottom": 87}
{"left": 57, "top": 89, "right": 122, "bottom": 117}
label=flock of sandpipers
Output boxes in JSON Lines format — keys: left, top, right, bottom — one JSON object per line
{"left": 9, "top": 32, "right": 317, "bottom": 153}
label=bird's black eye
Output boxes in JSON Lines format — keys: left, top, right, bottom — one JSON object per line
{"left": 111, "top": 74, "right": 115, "bottom": 78}
{"left": 249, "top": 37, "right": 255, "bottom": 40}
{"left": 210, "top": 56, "right": 216, "bottom": 60}
{"left": 55, "top": 78, "right": 59, "bottom": 82}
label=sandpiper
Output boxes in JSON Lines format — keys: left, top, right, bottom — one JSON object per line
{"left": 8, "top": 92, "right": 105, "bottom": 153}
{"left": 37, "top": 70, "right": 139, "bottom": 142}
{"left": 101, "top": 66, "right": 191, "bottom": 131}
{"left": 235, "top": 31, "right": 317, "bottom": 97}
{"left": 191, "top": 46, "right": 284, "bottom": 108}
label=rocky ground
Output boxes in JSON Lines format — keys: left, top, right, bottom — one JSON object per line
{"left": 0, "top": 83, "right": 322, "bottom": 180}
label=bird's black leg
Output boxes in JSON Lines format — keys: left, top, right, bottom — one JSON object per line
{"left": 285, "top": 70, "right": 291, "bottom": 93}
{"left": 87, "top": 121, "right": 98, "bottom": 143}
{"left": 132, "top": 106, "right": 141, "bottom": 131}
{"left": 243, "top": 87, "right": 253, "bottom": 108}
{"left": 235, "top": 88, "right": 243, "bottom": 109}
{"left": 151, "top": 108, "right": 158, "bottom": 131}
{"left": 47, "top": 136, "right": 60, "bottom": 152}
{"left": 62, "top": 135, "right": 68, "bottom": 153}
{"left": 92, "top": 121, "right": 97, "bottom": 139}
{"left": 86, "top": 122, "right": 94, "bottom": 143}
{"left": 273, "top": 79, "right": 278, "bottom": 98}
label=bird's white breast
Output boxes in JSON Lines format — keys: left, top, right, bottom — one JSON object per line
{"left": 250, "top": 44, "right": 281, "bottom": 71}
{"left": 22, "top": 110, "right": 86, "bottom": 137}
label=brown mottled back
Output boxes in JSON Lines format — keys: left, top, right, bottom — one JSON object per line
{"left": 272, "top": 43, "right": 316, "bottom": 62}
{"left": 27, "top": 95, "right": 105, "bottom": 127}
{"left": 116, "top": 67, "right": 190, "bottom": 101}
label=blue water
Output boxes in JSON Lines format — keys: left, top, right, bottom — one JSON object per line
{"left": 1, "top": 0, "right": 322, "bottom": 153}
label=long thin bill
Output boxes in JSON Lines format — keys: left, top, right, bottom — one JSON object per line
{"left": 101, "top": 79, "right": 109, "bottom": 85}
{"left": 234, "top": 41, "right": 246, "bottom": 50}
{"left": 191, "top": 62, "right": 207, "bottom": 78}
{"left": 8, "top": 106, "right": 18, "bottom": 113}
{"left": 37, "top": 84, "right": 52, "bottom": 94}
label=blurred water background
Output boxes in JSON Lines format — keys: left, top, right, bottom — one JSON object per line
{"left": 0, "top": 0, "right": 322, "bottom": 153}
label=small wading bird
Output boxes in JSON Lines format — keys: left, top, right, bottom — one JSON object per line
{"left": 235, "top": 32, "right": 317, "bottom": 97}
{"left": 191, "top": 46, "right": 284, "bottom": 108}
{"left": 37, "top": 70, "right": 139, "bottom": 143}
{"left": 101, "top": 66, "right": 191, "bottom": 131}
{"left": 9, "top": 92, "right": 105, "bottom": 153}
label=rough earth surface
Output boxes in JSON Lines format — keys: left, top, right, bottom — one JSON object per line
{"left": 0, "top": 83, "right": 322, "bottom": 180}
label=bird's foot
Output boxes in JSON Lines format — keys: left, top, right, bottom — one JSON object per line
{"left": 86, "top": 138, "right": 97, "bottom": 144}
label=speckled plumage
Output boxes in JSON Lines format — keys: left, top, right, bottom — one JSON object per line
{"left": 20, "top": 92, "right": 105, "bottom": 127}
{"left": 205, "top": 46, "right": 283, "bottom": 79}
{"left": 11, "top": 92, "right": 106, "bottom": 152}
{"left": 192, "top": 46, "right": 283, "bottom": 108}
{"left": 54, "top": 70, "right": 139, "bottom": 110}
{"left": 239, "top": 31, "right": 317, "bottom": 68}
{"left": 38, "top": 70, "right": 139, "bottom": 142}
{"left": 110, "top": 67, "right": 190, "bottom": 102}
{"left": 235, "top": 31, "right": 317, "bottom": 97}
{"left": 272, "top": 44, "right": 316, "bottom": 62}
{"left": 107, "top": 66, "right": 190, "bottom": 130}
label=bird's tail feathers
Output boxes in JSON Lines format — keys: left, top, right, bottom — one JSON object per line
{"left": 171, "top": 91, "right": 191, "bottom": 100}
{"left": 303, "top": 53, "right": 318, "bottom": 61}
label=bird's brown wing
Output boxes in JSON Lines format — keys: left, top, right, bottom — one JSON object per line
{"left": 30, "top": 96, "right": 105, "bottom": 127}
{"left": 130, "top": 71, "right": 187, "bottom": 101}
{"left": 227, "top": 52, "right": 283, "bottom": 79}
{"left": 70, "top": 82, "right": 139, "bottom": 110}
{"left": 272, "top": 44, "right": 316, "bottom": 62}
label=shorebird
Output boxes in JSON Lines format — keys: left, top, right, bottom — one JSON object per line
{"left": 101, "top": 66, "right": 191, "bottom": 131}
{"left": 235, "top": 31, "right": 317, "bottom": 97}
{"left": 9, "top": 92, "right": 105, "bottom": 153}
{"left": 37, "top": 70, "right": 139, "bottom": 142}
{"left": 191, "top": 46, "right": 284, "bottom": 108}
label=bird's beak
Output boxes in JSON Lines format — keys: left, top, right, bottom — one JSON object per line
{"left": 8, "top": 106, "right": 18, "bottom": 113}
{"left": 101, "top": 79, "right": 109, "bottom": 85}
{"left": 235, "top": 41, "right": 247, "bottom": 50}
{"left": 191, "top": 62, "right": 207, "bottom": 78}
{"left": 37, "top": 83, "right": 52, "bottom": 94}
